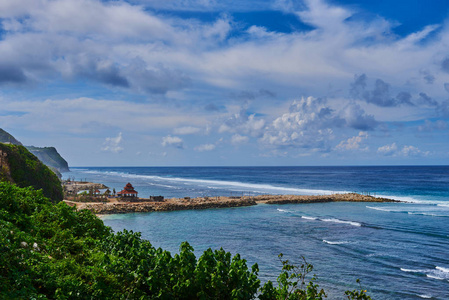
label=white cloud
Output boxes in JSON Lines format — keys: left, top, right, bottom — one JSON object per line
{"left": 0, "top": 0, "right": 449, "bottom": 163}
{"left": 101, "top": 132, "right": 123, "bottom": 153}
{"left": 377, "top": 143, "right": 429, "bottom": 157}
{"left": 335, "top": 132, "right": 368, "bottom": 151}
{"left": 400, "top": 145, "right": 429, "bottom": 157}
{"left": 174, "top": 126, "right": 201, "bottom": 135}
{"left": 218, "top": 106, "right": 265, "bottom": 137}
{"left": 231, "top": 134, "right": 249, "bottom": 145}
{"left": 162, "top": 135, "right": 184, "bottom": 149}
{"left": 194, "top": 143, "right": 216, "bottom": 151}
{"left": 377, "top": 143, "right": 398, "bottom": 156}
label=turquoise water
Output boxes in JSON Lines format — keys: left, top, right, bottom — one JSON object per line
{"left": 65, "top": 166, "right": 449, "bottom": 299}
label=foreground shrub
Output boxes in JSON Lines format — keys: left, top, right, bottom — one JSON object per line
{"left": 0, "top": 181, "right": 371, "bottom": 299}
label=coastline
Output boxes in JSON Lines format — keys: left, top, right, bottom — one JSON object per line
{"left": 64, "top": 193, "right": 398, "bottom": 215}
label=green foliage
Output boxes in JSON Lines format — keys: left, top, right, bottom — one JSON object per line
{"left": 345, "top": 279, "right": 372, "bottom": 300}
{"left": 259, "top": 254, "right": 326, "bottom": 300}
{"left": 0, "top": 143, "right": 63, "bottom": 202}
{"left": 0, "top": 181, "right": 373, "bottom": 299}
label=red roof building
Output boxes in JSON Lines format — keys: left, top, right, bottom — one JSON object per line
{"left": 117, "top": 183, "right": 138, "bottom": 198}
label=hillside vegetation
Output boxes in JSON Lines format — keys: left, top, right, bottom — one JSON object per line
{"left": 0, "top": 143, "right": 63, "bottom": 202}
{"left": 0, "top": 128, "right": 69, "bottom": 175}
{"left": 0, "top": 181, "right": 371, "bottom": 299}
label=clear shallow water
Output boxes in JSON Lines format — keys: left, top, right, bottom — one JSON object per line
{"left": 64, "top": 166, "right": 449, "bottom": 299}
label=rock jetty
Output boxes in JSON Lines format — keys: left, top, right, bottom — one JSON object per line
{"left": 65, "top": 193, "right": 398, "bottom": 215}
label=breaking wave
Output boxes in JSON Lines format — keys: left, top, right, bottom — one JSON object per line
{"left": 322, "top": 240, "right": 350, "bottom": 245}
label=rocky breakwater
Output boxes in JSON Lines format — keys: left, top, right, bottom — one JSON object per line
{"left": 254, "top": 193, "right": 398, "bottom": 204}
{"left": 78, "top": 196, "right": 257, "bottom": 214}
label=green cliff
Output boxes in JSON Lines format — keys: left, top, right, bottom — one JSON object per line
{"left": 0, "top": 143, "right": 63, "bottom": 202}
{"left": 0, "top": 128, "right": 23, "bottom": 145}
{"left": 0, "top": 128, "right": 70, "bottom": 174}
{"left": 25, "top": 146, "right": 70, "bottom": 173}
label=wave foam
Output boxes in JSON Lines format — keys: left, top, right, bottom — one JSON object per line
{"left": 301, "top": 216, "right": 317, "bottom": 220}
{"left": 418, "top": 295, "right": 432, "bottom": 299}
{"left": 400, "top": 268, "right": 423, "bottom": 273}
{"left": 323, "top": 240, "right": 349, "bottom": 245}
{"left": 321, "top": 218, "right": 362, "bottom": 227}
{"left": 75, "top": 169, "right": 350, "bottom": 195}
{"left": 401, "top": 266, "right": 449, "bottom": 281}
{"left": 436, "top": 266, "right": 449, "bottom": 273}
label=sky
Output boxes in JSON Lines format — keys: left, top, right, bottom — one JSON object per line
{"left": 1, "top": 0, "right": 449, "bottom": 166}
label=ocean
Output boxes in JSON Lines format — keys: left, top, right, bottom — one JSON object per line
{"left": 64, "top": 166, "right": 449, "bottom": 299}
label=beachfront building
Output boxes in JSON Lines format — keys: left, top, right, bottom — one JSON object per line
{"left": 117, "top": 183, "right": 138, "bottom": 199}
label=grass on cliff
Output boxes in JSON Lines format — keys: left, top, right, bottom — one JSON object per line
{"left": 0, "top": 143, "right": 63, "bottom": 202}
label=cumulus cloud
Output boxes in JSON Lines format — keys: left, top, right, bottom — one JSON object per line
{"left": 194, "top": 143, "right": 215, "bottom": 151}
{"left": 260, "top": 97, "right": 337, "bottom": 150}
{"left": 339, "top": 103, "right": 377, "bottom": 130}
{"left": 377, "top": 143, "right": 398, "bottom": 156}
{"left": 335, "top": 132, "right": 368, "bottom": 151}
{"left": 1, "top": 0, "right": 449, "bottom": 162}
{"left": 260, "top": 97, "right": 377, "bottom": 151}
{"left": 101, "top": 132, "right": 124, "bottom": 153}
{"left": 377, "top": 143, "right": 429, "bottom": 157}
{"left": 162, "top": 135, "right": 184, "bottom": 149}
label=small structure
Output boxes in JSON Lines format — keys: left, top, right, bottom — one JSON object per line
{"left": 150, "top": 196, "right": 164, "bottom": 202}
{"left": 117, "top": 183, "right": 138, "bottom": 200}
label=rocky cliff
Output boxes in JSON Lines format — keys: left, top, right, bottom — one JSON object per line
{"left": 25, "top": 146, "right": 70, "bottom": 173}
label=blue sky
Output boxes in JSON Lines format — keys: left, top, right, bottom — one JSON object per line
{"left": 1, "top": 0, "right": 449, "bottom": 166}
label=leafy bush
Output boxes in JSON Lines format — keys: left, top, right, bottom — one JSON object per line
{"left": 0, "top": 181, "right": 372, "bottom": 299}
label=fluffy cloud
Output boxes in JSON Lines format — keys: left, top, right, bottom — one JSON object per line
{"left": 260, "top": 97, "right": 337, "bottom": 150}
{"left": 219, "top": 107, "right": 265, "bottom": 137}
{"left": 335, "top": 132, "right": 368, "bottom": 151}
{"left": 377, "top": 143, "right": 429, "bottom": 157}
{"left": 162, "top": 135, "right": 184, "bottom": 149}
{"left": 101, "top": 132, "right": 123, "bottom": 153}
{"left": 260, "top": 97, "right": 377, "bottom": 151}
{"left": 231, "top": 134, "right": 249, "bottom": 145}
{"left": 377, "top": 143, "right": 398, "bottom": 156}
{"left": 1, "top": 0, "right": 449, "bottom": 164}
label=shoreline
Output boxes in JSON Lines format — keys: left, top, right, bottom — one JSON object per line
{"left": 64, "top": 193, "right": 399, "bottom": 215}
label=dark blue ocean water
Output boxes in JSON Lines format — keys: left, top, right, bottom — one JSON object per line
{"left": 64, "top": 166, "right": 449, "bottom": 299}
